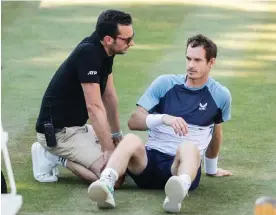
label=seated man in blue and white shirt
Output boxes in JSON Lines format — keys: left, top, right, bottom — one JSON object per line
{"left": 87, "top": 34, "right": 233, "bottom": 213}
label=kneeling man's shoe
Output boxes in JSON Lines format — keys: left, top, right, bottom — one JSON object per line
{"left": 31, "top": 142, "right": 58, "bottom": 183}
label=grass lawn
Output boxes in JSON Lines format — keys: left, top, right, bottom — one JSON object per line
{"left": 1, "top": 1, "right": 276, "bottom": 214}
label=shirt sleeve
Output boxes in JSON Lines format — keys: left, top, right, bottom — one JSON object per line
{"left": 214, "top": 87, "right": 232, "bottom": 124}
{"left": 137, "top": 75, "right": 170, "bottom": 113}
{"left": 76, "top": 45, "right": 102, "bottom": 83}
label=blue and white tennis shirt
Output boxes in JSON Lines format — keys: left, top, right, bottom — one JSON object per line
{"left": 137, "top": 75, "right": 232, "bottom": 156}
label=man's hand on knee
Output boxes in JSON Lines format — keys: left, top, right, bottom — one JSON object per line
{"left": 103, "top": 150, "right": 114, "bottom": 166}
{"left": 90, "top": 155, "right": 107, "bottom": 178}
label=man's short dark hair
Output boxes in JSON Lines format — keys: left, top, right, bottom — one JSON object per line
{"left": 186, "top": 34, "right": 217, "bottom": 62}
{"left": 96, "top": 9, "right": 132, "bottom": 40}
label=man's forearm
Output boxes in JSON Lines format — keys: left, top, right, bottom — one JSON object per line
{"left": 102, "top": 93, "right": 121, "bottom": 133}
{"left": 88, "top": 105, "right": 115, "bottom": 151}
{"left": 205, "top": 126, "right": 223, "bottom": 158}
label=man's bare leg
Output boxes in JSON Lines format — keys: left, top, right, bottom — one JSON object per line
{"left": 87, "top": 133, "right": 148, "bottom": 208}
{"left": 104, "top": 133, "right": 147, "bottom": 175}
{"left": 43, "top": 145, "right": 101, "bottom": 182}
{"left": 32, "top": 142, "right": 100, "bottom": 183}
{"left": 171, "top": 141, "right": 201, "bottom": 179}
{"left": 66, "top": 161, "right": 99, "bottom": 182}
{"left": 163, "top": 142, "right": 201, "bottom": 213}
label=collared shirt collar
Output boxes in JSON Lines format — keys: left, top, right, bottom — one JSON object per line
{"left": 183, "top": 75, "right": 210, "bottom": 91}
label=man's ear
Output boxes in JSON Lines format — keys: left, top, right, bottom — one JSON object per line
{"left": 209, "top": 58, "right": 216, "bottom": 69}
{"left": 103, "top": 35, "right": 114, "bottom": 45}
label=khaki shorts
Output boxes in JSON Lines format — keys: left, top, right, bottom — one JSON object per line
{"left": 37, "top": 124, "right": 103, "bottom": 168}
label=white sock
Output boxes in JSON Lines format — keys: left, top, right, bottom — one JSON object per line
{"left": 58, "top": 157, "right": 67, "bottom": 168}
{"left": 45, "top": 151, "right": 67, "bottom": 167}
{"left": 179, "top": 174, "right": 192, "bottom": 190}
{"left": 100, "top": 168, "right": 119, "bottom": 188}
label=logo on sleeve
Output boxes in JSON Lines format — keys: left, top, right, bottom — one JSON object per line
{"left": 199, "top": 103, "right": 208, "bottom": 111}
{"left": 87, "top": 71, "right": 97, "bottom": 75}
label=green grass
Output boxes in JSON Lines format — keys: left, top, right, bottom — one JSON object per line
{"left": 2, "top": 1, "right": 276, "bottom": 215}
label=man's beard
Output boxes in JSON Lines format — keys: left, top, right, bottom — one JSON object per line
{"left": 112, "top": 48, "right": 127, "bottom": 55}
{"left": 114, "top": 50, "right": 126, "bottom": 55}
{"left": 187, "top": 70, "right": 198, "bottom": 79}
{"left": 109, "top": 44, "right": 128, "bottom": 55}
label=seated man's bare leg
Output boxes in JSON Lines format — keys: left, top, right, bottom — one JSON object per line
{"left": 163, "top": 142, "right": 201, "bottom": 213}
{"left": 87, "top": 133, "right": 147, "bottom": 209}
{"left": 105, "top": 133, "right": 147, "bottom": 175}
{"left": 87, "top": 155, "right": 123, "bottom": 188}
{"left": 171, "top": 141, "right": 201, "bottom": 178}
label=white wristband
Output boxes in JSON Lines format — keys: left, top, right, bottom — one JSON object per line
{"left": 146, "top": 114, "right": 165, "bottom": 129}
{"left": 204, "top": 156, "right": 218, "bottom": 175}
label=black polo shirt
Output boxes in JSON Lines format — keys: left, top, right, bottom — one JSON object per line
{"left": 36, "top": 32, "right": 114, "bottom": 133}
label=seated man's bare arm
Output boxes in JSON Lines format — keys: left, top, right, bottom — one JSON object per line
{"left": 128, "top": 106, "right": 149, "bottom": 131}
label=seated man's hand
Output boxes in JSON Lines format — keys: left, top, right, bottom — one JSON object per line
{"left": 216, "top": 168, "right": 232, "bottom": 176}
{"left": 161, "top": 114, "right": 188, "bottom": 136}
{"left": 207, "top": 168, "right": 233, "bottom": 177}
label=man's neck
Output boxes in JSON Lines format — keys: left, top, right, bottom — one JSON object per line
{"left": 101, "top": 41, "right": 114, "bottom": 56}
{"left": 185, "top": 76, "right": 209, "bottom": 88}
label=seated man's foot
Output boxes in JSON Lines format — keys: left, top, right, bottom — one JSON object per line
{"left": 163, "top": 176, "right": 188, "bottom": 213}
{"left": 31, "top": 142, "right": 58, "bottom": 183}
{"left": 88, "top": 179, "right": 115, "bottom": 209}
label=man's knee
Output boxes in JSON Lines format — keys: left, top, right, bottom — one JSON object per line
{"left": 123, "top": 133, "right": 142, "bottom": 142}
{"left": 178, "top": 142, "right": 200, "bottom": 154}
{"left": 177, "top": 142, "right": 201, "bottom": 163}
{"left": 120, "top": 133, "right": 144, "bottom": 151}
{"left": 123, "top": 134, "right": 147, "bottom": 173}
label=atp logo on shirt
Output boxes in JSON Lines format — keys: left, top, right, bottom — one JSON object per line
{"left": 87, "top": 71, "right": 97, "bottom": 75}
{"left": 199, "top": 103, "right": 208, "bottom": 111}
